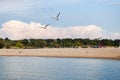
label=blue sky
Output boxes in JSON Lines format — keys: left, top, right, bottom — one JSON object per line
{"left": 0, "top": 0, "right": 120, "bottom": 39}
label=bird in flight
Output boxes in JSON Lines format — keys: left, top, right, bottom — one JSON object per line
{"left": 51, "top": 12, "right": 60, "bottom": 21}
{"left": 41, "top": 23, "right": 50, "bottom": 29}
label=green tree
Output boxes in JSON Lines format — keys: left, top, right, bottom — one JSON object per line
{"left": 16, "top": 41, "right": 23, "bottom": 48}
{"left": 5, "top": 37, "right": 11, "bottom": 49}
{"left": 22, "top": 39, "right": 30, "bottom": 46}
{"left": 114, "top": 39, "right": 120, "bottom": 47}
{"left": 49, "top": 41, "right": 60, "bottom": 48}
{"left": 0, "top": 38, "right": 5, "bottom": 49}
{"left": 74, "top": 41, "right": 81, "bottom": 47}
{"left": 62, "top": 38, "right": 74, "bottom": 48}
{"left": 36, "top": 39, "right": 47, "bottom": 48}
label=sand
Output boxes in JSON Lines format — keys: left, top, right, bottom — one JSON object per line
{"left": 0, "top": 48, "right": 120, "bottom": 59}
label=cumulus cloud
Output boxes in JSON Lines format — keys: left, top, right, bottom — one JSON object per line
{"left": 0, "top": 20, "right": 118, "bottom": 40}
{"left": 111, "top": 33, "right": 120, "bottom": 39}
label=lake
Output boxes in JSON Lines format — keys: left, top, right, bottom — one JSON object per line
{"left": 0, "top": 57, "right": 120, "bottom": 80}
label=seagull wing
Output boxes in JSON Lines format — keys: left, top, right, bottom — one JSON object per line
{"left": 56, "top": 12, "right": 60, "bottom": 18}
{"left": 50, "top": 12, "right": 60, "bottom": 20}
{"left": 44, "top": 24, "right": 50, "bottom": 28}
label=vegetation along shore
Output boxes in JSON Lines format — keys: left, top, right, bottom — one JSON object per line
{"left": 0, "top": 38, "right": 120, "bottom": 49}
{"left": 0, "top": 38, "right": 120, "bottom": 59}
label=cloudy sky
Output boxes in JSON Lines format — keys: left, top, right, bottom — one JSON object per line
{"left": 0, "top": 0, "right": 120, "bottom": 40}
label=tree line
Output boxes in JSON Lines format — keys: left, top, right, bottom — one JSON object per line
{"left": 0, "top": 37, "right": 120, "bottom": 49}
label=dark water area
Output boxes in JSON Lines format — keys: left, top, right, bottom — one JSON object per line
{"left": 0, "top": 57, "right": 120, "bottom": 80}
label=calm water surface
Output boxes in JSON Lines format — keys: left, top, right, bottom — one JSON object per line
{"left": 0, "top": 57, "right": 120, "bottom": 80}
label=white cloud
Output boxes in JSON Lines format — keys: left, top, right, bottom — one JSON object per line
{"left": 111, "top": 33, "right": 120, "bottom": 39}
{"left": 0, "top": 20, "right": 104, "bottom": 40}
{"left": 0, "top": 20, "right": 119, "bottom": 40}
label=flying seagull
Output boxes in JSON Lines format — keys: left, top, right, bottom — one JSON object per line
{"left": 51, "top": 12, "right": 60, "bottom": 21}
{"left": 41, "top": 23, "right": 50, "bottom": 29}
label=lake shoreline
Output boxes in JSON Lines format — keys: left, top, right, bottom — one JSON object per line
{"left": 0, "top": 48, "right": 120, "bottom": 59}
{"left": 0, "top": 56, "right": 120, "bottom": 60}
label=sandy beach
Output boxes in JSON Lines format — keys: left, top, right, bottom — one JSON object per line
{"left": 0, "top": 48, "right": 120, "bottom": 59}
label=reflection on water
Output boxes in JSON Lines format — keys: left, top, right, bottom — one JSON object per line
{"left": 0, "top": 57, "right": 120, "bottom": 80}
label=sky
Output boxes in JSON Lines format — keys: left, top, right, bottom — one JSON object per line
{"left": 0, "top": 0, "right": 120, "bottom": 40}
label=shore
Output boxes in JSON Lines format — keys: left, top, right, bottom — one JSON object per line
{"left": 0, "top": 48, "right": 120, "bottom": 59}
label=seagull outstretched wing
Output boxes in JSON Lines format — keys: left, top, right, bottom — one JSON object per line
{"left": 51, "top": 12, "right": 60, "bottom": 21}
{"left": 42, "top": 24, "right": 50, "bottom": 29}
{"left": 56, "top": 12, "right": 60, "bottom": 18}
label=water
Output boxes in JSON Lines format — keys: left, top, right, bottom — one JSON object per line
{"left": 0, "top": 57, "right": 120, "bottom": 80}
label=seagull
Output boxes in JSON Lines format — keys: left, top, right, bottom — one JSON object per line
{"left": 51, "top": 12, "right": 60, "bottom": 21}
{"left": 41, "top": 23, "right": 50, "bottom": 29}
